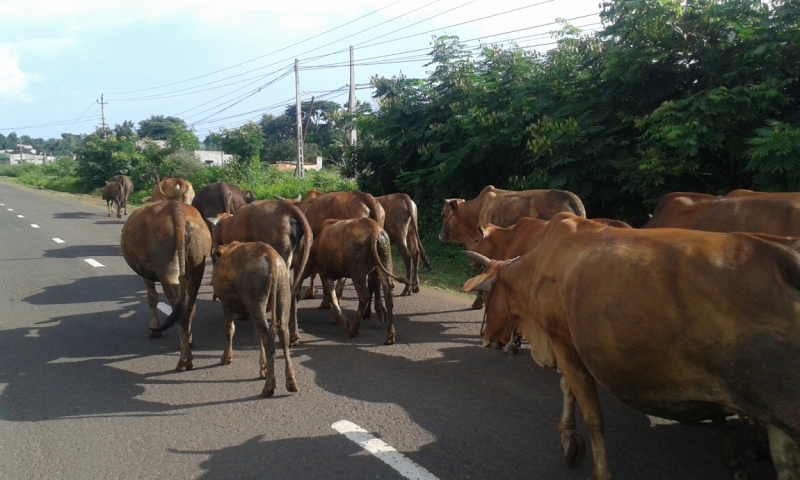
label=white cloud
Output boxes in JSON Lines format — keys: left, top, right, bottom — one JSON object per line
{"left": 0, "top": 48, "right": 31, "bottom": 101}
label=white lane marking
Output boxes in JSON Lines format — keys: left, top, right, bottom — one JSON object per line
{"left": 53, "top": 238, "right": 65, "bottom": 243}
{"left": 16, "top": 215, "right": 23, "bottom": 218}
{"left": 331, "top": 420, "right": 439, "bottom": 480}
{"left": 84, "top": 259, "right": 105, "bottom": 267}
{"left": 25, "top": 329, "right": 40, "bottom": 338}
{"left": 7, "top": 208, "right": 12, "bottom": 211}
{"left": 157, "top": 302, "right": 173, "bottom": 315}
{"left": 31, "top": 224, "right": 40, "bottom": 228}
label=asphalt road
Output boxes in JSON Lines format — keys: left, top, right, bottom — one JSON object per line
{"left": 0, "top": 180, "right": 777, "bottom": 479}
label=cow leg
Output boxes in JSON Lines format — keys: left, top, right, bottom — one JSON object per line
{"left": 471, "top": 292, "right": 484, "bottom": 309}
{"left": 115, "top": 199, "right": 122, "bottom": 218}
{"left": 144, "top": 279, "right": 162, "bottom": 338}
{"left": 323, "top": 276, "right": 348, "bottom": 329}
{"left": 556, "top": 350, "right": 611, "bottom": 480}
{"left": 768, "top": 425, "right": 800, "bottom": 480}
{"left": 348, "top": 276, "right": 370, "bottom": 338}
{"left": 254, "top": 309, "right": 276, "bottom": 397}
{"left": 395, "top": 238, "right": 413, "bottom": 296}
{"left": 304, "top": 273, "right": 317, "bottom": 300}
{"left": 710, "top": 416, "right": 755, "bottom": 480}
{"left": 367, "top": 274, "right": 386, "bottom": 325}
{"left": 379, "top": 272, "right": 395, "bottom": 345}
{"left": 175, "top": 266, "right": 203, "bottom": 372}
{"left": 106, "top": 200, "right": 112, "bottom": 217}
{"left": 558, "top": 375, "right": 586, "bottom": 469}
{"left": 275, "top": 296, "right": 298, "bottom": 393}
{"left": 335, "top": 278, "right": 346, "bottom": 299}
{"left": 220, "top": 308, "right": 235, "bottom": 365}
{"left": 288, "top": 292, "right": 301, "bottom": 347}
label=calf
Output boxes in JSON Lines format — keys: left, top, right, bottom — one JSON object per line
{"left": 212, "top": 242, "right": 298, "bottom": 398}
{"left": 308, "top": 218, "right": 410, "bottom": 345}
{"left": 101, "top": 181, "right": 123, "bottom": 218}
{"left": 376, "top": 193, "right": 433, "bottom": 296}
{"left": 121, "top": 201, "right": 211, "bottom": 372}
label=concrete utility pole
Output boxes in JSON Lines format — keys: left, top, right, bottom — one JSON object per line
{"left": 17, "top": 138, "right": 23, "bottom": 164}
{"left": 98, "top": 94, "right": 108, "bottom": 141}
{"left": 294, "top": 59, "right": 304, "bottom": 179}
{"left": 348, "top": 45, "right": 357, "bottom": 148}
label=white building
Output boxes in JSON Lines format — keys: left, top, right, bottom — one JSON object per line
{"left": 195, "top": 150, "right": 233, "bottom": 167}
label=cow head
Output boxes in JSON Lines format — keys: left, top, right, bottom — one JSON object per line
{"left": 461, "top": 250, "right": 512, "bottom": 349}
{"left": 439, "top": 198, "right": 464, "bottom": 242}
{"left": 207, "top": 213, "right": 234, "bottom": 264}
{"left": 471, "top": 224, "right": 500, "bottom": 265}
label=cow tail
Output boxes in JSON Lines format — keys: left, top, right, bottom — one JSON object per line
{"left": 150, "top": 203, "right": 188, "bottom": 333}
{"left": 371, "top": 229, "right": 411, "bottom": 286}
{"left": 224, "top": 190, "right": 235, "bottom": 214}
{"left": 289, "top": 203, "right": 313, "bottom": 295}
{"left": 365, "top": 193, "right": 385, "bottom": 227}
{"left": 406, "top": 195, "right": 433, "bottom": 273}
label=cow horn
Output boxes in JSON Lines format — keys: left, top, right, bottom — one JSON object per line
{"left": 462, "top": 250, "right": 491, "bottom": 267}
{"left": 274, "top": 195, "right": 286, "bottom": 202}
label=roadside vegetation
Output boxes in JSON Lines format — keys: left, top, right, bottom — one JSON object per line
{"left": 2, "top": 0, "right": 798, "bottom": 293}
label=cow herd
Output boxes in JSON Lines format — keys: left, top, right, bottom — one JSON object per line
{"left": 112, "top": 176, "right": 800, "bottom": 479}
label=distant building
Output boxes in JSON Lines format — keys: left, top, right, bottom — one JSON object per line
{"left": 271, "top": 156, "right": 324, "bottom": 172}
{"left": 7, "top": 153, "right": 56, "bottom": 165}
{"left": 195, "top": 150, "right": 233, "bottom": 167}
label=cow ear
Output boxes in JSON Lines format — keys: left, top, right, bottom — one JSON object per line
{"left": 462, "top": 271, "right": 495, "bottom": 292}
{"left": 207, "top": 217, "right": 220, "bottom": 227}
{"left": 478, "top": 226, "right": 489, "bottom": 239}
{"left": 448, "top": 199, "right": 460, "bottom": 211}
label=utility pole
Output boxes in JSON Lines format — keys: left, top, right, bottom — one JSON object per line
{"left": 17, "top": 138, "right": 23, "bottom": 164}
{"left": 348, "top": 45, "right": 357, "bottom": 148}
{"left": 294, "top": 59, "right": 304, "bottom": 178}
{"left": 98, "top": 94, "right": 108, "bottom": 141}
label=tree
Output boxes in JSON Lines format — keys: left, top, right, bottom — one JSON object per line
{"left": 113, "top": 120, "right": 136, "bottom": 139}
{"left": 137, "top": 116, "right": 189, "bottom": 140}
{"left": 209, "top": 122, "right": 265, "bottom": 163}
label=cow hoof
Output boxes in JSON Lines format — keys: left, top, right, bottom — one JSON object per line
{"left": 412, "top": 285, "right": 420, "bottom": 294}
{"left": 400, "top": 287, "right": 411, "bottom": 296}
{"left": 318, "top": 301, "right": 331, "bottom": 310}
{"left": 260, "top": 370, "right": 267, "bottom": 380}
{"left": 348, "top": 327, "right": 359, "bottom": 338}
{"left": 286, "top": 378, "right": 298, "bottom": 392}
{"left": 289, "top": 337, "right": 301, "bottom": 347}
{"left": 563, "top": 433, "right": 586, "bottom": 469}
{"left": 384, "top": 335, "right": 396, "bottom": 345}
{"left": 363, "top": 310, "right": 371, "bottom": 319}
{"left": 261, "top": 388, "right": 275, "bottom": 398}
{"left": 506, "top": 342, "right": 520, "bottom": 355}
{"left": 176, "top": 359, "right": 193, "bottom": 372}
{"left": 304, "top": 289, "right": 315, "bottom": 300}
{"left": 220, "top": 355, "right": 232, "bottom": 365}
{"left": 471, "top": 298, "right": 484, "bottom": 309}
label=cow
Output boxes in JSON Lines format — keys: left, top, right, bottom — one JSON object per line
{"left": 192, "top": 181, "right": 255, "bottom": 230}
{"left": 207, "top": 199, "right": 312, "bottom": 347}
{"left": 110, "top": 175, "right": 134, "bottom": 215}
{"left": 308, "top": 217, "right": 410, "bottom": 345}
{"left": 643, "top": 191, "right": 800, "bottom": 235}
{"left": 120, "top": 201, "right": 211, "bottom": 372}
{"left": 151, "top": 177, "right": 195, "bottom": 205}
{"left": 211, "top": 241, "right": 298, "bottom": 398}
{"left": 101, "top": 181, "right": 123, "bottom": 218}
{"left": 440, "top": 185, "right": 586, "bottom": 309}
{"left": 298, "top": 190, "right": 385, "bottom": 302}
{"left": 462, "top": 212, "right": 800, "bottom": 480}
{"left": 375, "top": 193, "right": 433, "bottom": 296}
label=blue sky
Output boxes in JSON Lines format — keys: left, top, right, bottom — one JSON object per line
{"left": 0, "top": 0, "right": 601, "bottom": 141}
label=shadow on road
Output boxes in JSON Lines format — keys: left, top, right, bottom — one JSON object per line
{"left": 43, "top": 244, "right": 122, "bottom": 259}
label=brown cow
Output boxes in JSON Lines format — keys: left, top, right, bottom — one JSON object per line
{"left": 101, "top": 181, "right": 123, "bottom": 218}
{"left": 151, "top": 177, "right": 195, "bottom": 205}
{"left": 208, "top": 199, "right": 312, "bottom": 347}
{"left": 192, "top": 181, "right": 255, "bottom": 230}
{"left": 110, "top": 175, "right": 134, "bottom": 215}
{"left": 643, "top": 191, "right": 800, "bottom": 234}
{"left": 441, "top": 185, "right": 586, "bottom": 309}
{"left": 376, "top": 193, "right": 433, "bottom": 296}
{"left": 121, "top": 201, "right": 211, "bottom": 372}
{"left": 463, "top": 212, "right": 800, "bottom": 480}
{"left": 308, "top": 217, "right": 410, "bottom": 345}
{"left": 298, "top": 190, "right": 385, "bottom": 302}
{"left": 211, "top": 241, "right": 298, "bottom": 397}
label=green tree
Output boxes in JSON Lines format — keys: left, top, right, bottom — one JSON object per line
{"left": 137, "top": 116, "right": 189, "bottom": 140}
{"left": 209, "top": 121, "right": 265, "bottom": 163}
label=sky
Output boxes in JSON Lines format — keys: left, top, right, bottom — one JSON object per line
{"left": 0, "top": 0, "right": 602, "bottom": 142}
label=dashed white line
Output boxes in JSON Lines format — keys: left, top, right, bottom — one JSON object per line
{"left": 157, "top": 302, "right": 173, "bottom": 315}
{"left": 84, "top": 259, "right": 105, "bottom": 267}
{"left": 7, "top": 208, "right": 12, "bottom": 211}
{"left": 52, "top": 238, "right": 65, "bottom": 244}
{"left": 31, "top": 224, "right": 39, "bottom": 228}
{"left": 331, "top": 420, "right": 439, "bottom": 480}
{"left": 16, "top": 215, "right": 23, "bottom": 218}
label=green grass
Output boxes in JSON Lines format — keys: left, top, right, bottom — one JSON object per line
{"left": 389, "top": 233, "right": 478, "bottom": 297}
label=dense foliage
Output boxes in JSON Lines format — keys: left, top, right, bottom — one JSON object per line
{"left": 347, "top": 0, "right": 800, "bottom": 225}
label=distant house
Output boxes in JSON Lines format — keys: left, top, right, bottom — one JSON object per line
{"left": 7, "top": 153, "right": 55, "bottom": 165}
{"left": 271, "top": 156, "right": 324, "bottom": 172}
{"left": 195, "top": 150, "right": 233, "bottom": 167}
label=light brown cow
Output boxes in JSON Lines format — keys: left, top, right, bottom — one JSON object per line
{"left": 208, "top": 199, "right": 312, "bottom": 347}
{"left": 151, "top": 177, "right": 196, "bottom": 205}
{"left": 101, "top": 181, "right": 123, "bottom": 218}
{"left": 463, "top": 212, "right": 800, "bottom": 480}
{"left": 121, "top": 201, "right": 211, "bottom": 372}
{"left": 308, "top": 217, "right": 410, "bottom": 345}
{"left": 441, "top": 185, "right": 586, "bottom": 309}
{"left": 298, "top": 190, "right": 385, "bottom": 302}
{"left": 643, "top": 191, "right": 800, "bottom": 234}
{"left": 211, "top": 241, "right": 298, "bottom": 398}
{"left": 376, "top": 193, "right": 433, "bottom": 296}
{"left": 110, "top": 174, "right": 134, "bottom": 215}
